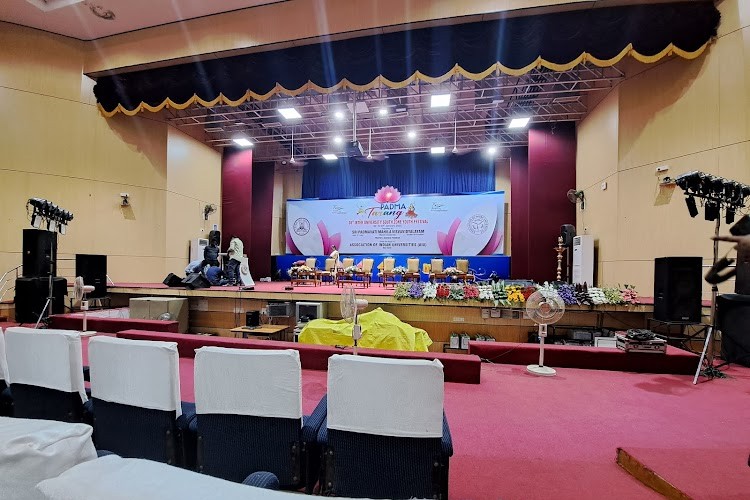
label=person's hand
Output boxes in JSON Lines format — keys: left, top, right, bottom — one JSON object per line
{"left": 713, "top": 234, "right": 750, "bottom": 249}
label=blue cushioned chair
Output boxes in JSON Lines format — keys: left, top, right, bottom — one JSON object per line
{"left": 316, "top": 354, "right": 453, "bottom": 499}
{"left": 5, "top": 327, "right": 88, "bottom": 423}
{"left": 193, "top": 347, "right": 322, "bottom": 490}
{"left": 88, "top": 336, "right": 196, "bottom": 466}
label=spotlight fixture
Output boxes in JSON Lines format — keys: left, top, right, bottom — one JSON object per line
{"left": 705, "top": 200, "right": 720, "bottom": 221}
{"left": 232, "top": 138, "right": 253, "bottom": 147}
{"left": 486, "top": 146, "right": 498, "bottom": 156}
{"left": 334, "top": 110, "right": 345, "bottom": 120}
{"left": 378, "top": 108, "right": 388, "bottom": 116}
{"left": 407, "top": 131, "right": 417, "bottom": 140}
{"left": 726, "top": 207, "right": 736, "bottom": 224}
{"left": 430, "top": 94, "right": 451, "bottom": 108}
{"left": 685, "top": 195, "right": 699, "bottom": 218}
{"left": 430, "top": 146, "right": 446, "bottom": 155}
{"left": 322, "top": 153, "right": 338, "bottom": 161}
{"left": 278, "top": 107, "right": 301, "bottom": 120}
{"left": 508, "top": 117, "right": 530, "bottom": 129}
{"left": 333, "top": 136, "right": 343, "bottom": 145}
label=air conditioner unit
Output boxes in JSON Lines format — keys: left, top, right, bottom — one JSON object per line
{"left": 572, "top": 235, "right": 594, "bottom": 286}
{"left": 189, "top": 238, "right": 208, "bottom": 263}
{"left": 295, "top": 301, "right": 327, "bottom": 323}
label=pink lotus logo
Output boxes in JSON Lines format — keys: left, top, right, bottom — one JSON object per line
{"left": 374, "top": 185, "right": 401, "bottom": 203}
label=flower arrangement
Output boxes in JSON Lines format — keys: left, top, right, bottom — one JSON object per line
{"left": 448, "top": 284, "right": 465, "bottom": 301}
{"left": 603, "top": 286, "right": 624, "bottom": 305}
{"left": 557, "top": 283, "right": 577, "bottom": 305}
{"left": 477, "top": 284, "right": 494, "bottom": 301}
{"left": 288, "top": 265, "right": 314, "bottom": 277}
{"left": 491, "top": 281, "right": 509, "bottom": 306}
{"left": 391, "top": 266, "right": 409, "bottom": 275}
{"left": 505, "top": 285, "right": 526, "bottom": 304}
{"left": 407, "top": 281, "right": 424, "bottom": 299}
{"left": 620, "top": 284, "right": 639, "bottom": 305}
{"left": 443, "top": 267, "right": 463, "bottom": 276}
{"left": 423, "top": 282, "right": 437, "bottom": 300}
{"left": 393, "top": 283, "right": 410, "bottom": 299}
{"left": 436, "top": 284, "right": 451, "bottom": 299}
{"left": 588, "top": 287, "right": 607, "bottom": 305}
{"left": 343, "top": 265, "right": 359, "bottom": 274}
{"left": 463, "top": 284, "right": 480, "bottom": 300}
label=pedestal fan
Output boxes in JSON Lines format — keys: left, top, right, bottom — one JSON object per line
{"left": 525, "top": 290, "right": 565, "bottom": 376}
{"left": 73, "top": 276, "right": 96, "bottom": 335}
{"left": 340, "top": 285, "right": 368, "bottom": 354}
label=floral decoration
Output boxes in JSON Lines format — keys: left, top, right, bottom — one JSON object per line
{"left": 407, "top": 281, "right": 424, "bottom": 299}
{"left": 423, "top": 282, "right": 438, "bottom": 300}
{"left": 391, "top": 266, "right": 409, "bottom": 275}
{"left": 374, "top": 185, "right": 401, "bottom": 203}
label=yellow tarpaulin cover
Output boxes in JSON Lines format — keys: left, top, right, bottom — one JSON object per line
{"left": 299, "top": 307, "right": 433, "bottom": 352}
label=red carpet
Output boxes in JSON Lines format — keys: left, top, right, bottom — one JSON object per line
{"left": 112, "top": 281, "right": 397, "bottom": 296}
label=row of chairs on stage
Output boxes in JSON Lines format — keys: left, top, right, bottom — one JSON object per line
{"left": 293, "top": 256, "right": 475, "bottom": 287}
{"left": 0, "top": 327, "right": 453, "bottom": 499}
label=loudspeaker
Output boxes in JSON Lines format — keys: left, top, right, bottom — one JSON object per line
{"left": 22, "top": 229, "right": 57, "bottom": 278}
{"left": 75, "top": 254, "right": 107, "bottom": 298}
{"left": 736, "top": 245, "right": 750, "bottom": 295}
{"left": 208, "top": 230, "right": 221, "bottom": 246}
{"left": 163, "top": 273, "right": 184, "bottom": 287}
{"left": 14, "top": 277, "right": 67, "bottom": 323}
{"left": 653, "top": 257, "right": 703, "bottom": 323}
{"left": 182, "top": 272, "right": 211, "bottom": 289}
{"left": 560, "top": 224, "right": 576, "bottom": 247}
{"left": 246, "top": 311, "right": 260, "bottom": 328}
{"left": 717, "top": 294, "right": 750, "bottom": 367}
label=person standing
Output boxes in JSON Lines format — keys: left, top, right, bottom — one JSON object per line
{"left": 226, "top": 235, "right": 244, "bottom": 285}
{"left": 202, "top": 240, "right": 220, "bottom": 268}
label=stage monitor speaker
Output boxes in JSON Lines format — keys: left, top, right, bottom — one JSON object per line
{"left": 75, "top": 254, "right": 107, "bottom": 298}
{"left": 22, "top": 229, "right": 57, "bottom": 278}
{"left": 653, "top": 257, "right": 702, "bottom": 323}
{"left": 208, "top": 230, "right": 221, "bottom": 247}
{"left": 182, "top": 272, "right": 211, "bottom": 289}
{"left": 163, "top": 273, "right": 184, "bottom": 287}
{"left": 246, "top": 310, "right": 260, "bottom": 328}
{"left": 14, "top": 277, "right": 67, "bottom": 323}
{"left": 717, "top": 294, "right": 750, "bottom": 367}
{"left": 560, "top": 224, "right": 576, "bottom": 247}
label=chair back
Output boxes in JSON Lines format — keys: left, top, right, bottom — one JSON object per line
{"left": 342, "top": 258, "right": 354, "bottom": 268}
{"left": 456, "top": 259, "right": 469, "bottom": 273}
{"left": 431, "top": 258, "right": 444, "bottom": 273}
{"left": 361, "top": 258, "right": 374, "bottom": 273}
{"left": 324, "top": 354, "right": 446, "bottom": 498}
{"left": 88, "top": 336, "right": 182, "bottom": 464}
{"left": 5, "top": 327, "right": 87, "bottom": 422}
{"left": 0, "top": 330, "right": 9, "bottom": 416}
{"left": 194, "top": 347, "right": 303, "bottom": 486}
{"left": 382, "top": 258, "right": 395, "bottom": 272}
{"left": 407, "top": 258, "right": 419, "bottom": 272}
{"left": 324, "top": 258, "right": 335, "bottom": 272}
{"left": 304, "top": 257, "right": 317, "bottom": 269}
{"left": 0, "top": 329, "right": 8, "bottom": 385}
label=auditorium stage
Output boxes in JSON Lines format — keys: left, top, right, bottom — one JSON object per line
{"left": 106, "top": 282, "right": 658, "bottom": 349}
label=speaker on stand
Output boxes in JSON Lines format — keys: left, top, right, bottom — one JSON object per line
{"left": 22, "top": 229, "right": 57, "bottom": 278}
{"left": 653, "top": 257, "right": 703, "bottom": 323}
{"left": 14, "top": 277, "right": 67, "bottom": 324}
{"left": 716, "top": 294, "right": 750, "bottom": 367}
{"left": 75, "top": 254, "right": 107, "bottom": 299}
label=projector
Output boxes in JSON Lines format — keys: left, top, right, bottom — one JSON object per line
{"left": 345, "top": 141, "right": 365, "bottom": 157}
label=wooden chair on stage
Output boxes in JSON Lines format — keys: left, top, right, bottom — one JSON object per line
{"left": 380, "top": 257, "right": 397, "bottom": 287}
{"left": 455, "top": 259, "right": 476, "bottom": 282}
{"left": 429, "top": 258, "right": 445, "bottom": 282}
{"left": 360, "top": 258, "right": 374, "bottom": 287}
{"left": 404, "top": 258, "right": 421, "bottom": 282}
{"left": 336, "top": 258, "right": 355, "bottom": 285}
{"left": 317, "top": 258, "right": 337, "bottom": 285}
{"left": 292, "top": 258, "right": 320, "bottom": 287}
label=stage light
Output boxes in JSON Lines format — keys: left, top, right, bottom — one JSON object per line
{"left": 430, "top": 94, "right": 451, "bottom": 108}
{"left": 47, "top": 219, "right": 57, "bottom": 232}
{"left": 685, "top": 195, "right": 699, "bottom": 218}
{"left": 322, "top": 153, "right": 338, "bottom": 161}
{"left": 378, "top": 108, "right": 388, "bottom": 116}
{"left": 508, "top": 117, "right": 530, "bottom": 129}
{"left": 705, "top": 200, "right": 720, "bottom": 221}
{"left": 333, "top": 136, "right": 343, "bottom": 145}
{"left": 31, "top": 213, "right": 42, "bottom": 228}
{"left": 232, "top": 138, "right": 253, "bottom": 147}
{"left": 430, "top": 146, "right": 445, "bottom": 155}
{"left": 486, "top": 146, "right": 498, "bottom": 156}
{"left": 278, "top": 107, "right": 301, "bottom": 120}
{"left": 334, "top": 110, "right": 345, "bottom": 120}
{"left": 726, "top": 207, "right": 736, "bottom": 224}
{"left": 407, "top": 130, "right": 417, "bottom": 140}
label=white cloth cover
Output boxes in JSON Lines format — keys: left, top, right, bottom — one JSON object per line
{"left": 0, "top": 416, "right": 96, "bottom": 500}
{"left": 37, "top": 456, "right": 384, "bottom": 500}
{"left": 194, "top": 347, "right": 302, "bottom": 420}
{"left": 327, "top": 354, "right": 444, "bottom": 438}
{"left": 88, "top": 336, "right": 181, "bottom": 416}
{"left": 5, "top": 327, "right": 87, "bottom": 402}
{"left": 0, "top": 328, "right": 8, "bottom": 382}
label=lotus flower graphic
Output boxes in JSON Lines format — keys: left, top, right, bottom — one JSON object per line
{"left": 374, "top": 185, "right": 401, "bottom": 203}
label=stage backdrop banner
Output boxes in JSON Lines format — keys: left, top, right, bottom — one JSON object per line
{"left": 286, "top": 188, "right": 505, "bottom": 256}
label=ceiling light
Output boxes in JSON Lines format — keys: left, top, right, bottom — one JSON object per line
{"left": 232, "top": 138, "right": 253, "bottom": 147}
{"left": 430, "top": 146, "right": 446, "bottom": 155}
{"left": 430, "top": 94, "right": 451, "bottom": 108}
{"left": 508, "top": 117, "right": 530, "bottom": 129}
{"left": 407, "top": 131, "right": 417, "bottom": 140}
{"left": 333, "top": 136, "right": 343, "bottom": 145}
{"left": 278, "top": 108, "right": 301, "bottom": 120}
{"left": 322, "top": 154, "right": 338, "bottom": 161}
{"left": 487, "top": 146, "right": 498, "bottom": 156}
{"left": 334, "top": 111, "right": 345, "bottom": 120}
{"left": 379, "top": 108, "right": 388, "bottom": 116}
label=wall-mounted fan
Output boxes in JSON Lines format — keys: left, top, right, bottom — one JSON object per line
{"left": 203, "top": 204, "right": 216, "bottom": 220}
{"left": 525, "top": 290, "right": 565, "bottom": 377}
{"left": 567, "top": 189, "right": 585, "bottom": 210}
{"left": 340, "top": 285, "right": 368, "bottom": 353}
{"left": 73, "top": 276, "right": 95, "bottom": 334}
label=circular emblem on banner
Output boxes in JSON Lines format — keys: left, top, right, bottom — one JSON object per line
{"left": 468, "top": 214, "right": 489, "bottom": 235}
{"left": 293, "top": 218, "right": 310, "bottom": 236}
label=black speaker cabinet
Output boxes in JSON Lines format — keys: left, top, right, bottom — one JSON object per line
{"left": 14, "top": 277, "right": 67, "bottom": 323}
{"left": 736, "top": 246, "right": 750, "bottom": 295}
{"left": 163, "top": 273, "right": 184, "bottom": 287}
{"left": 75, "top": 254, "right": 107, "bottom": 298}
{"left": 208, "top": 230, "right": 221, "bottom": 247}
{"left": 653, "top": 257, "right": 703, "bottom": 323}
{"left": 246, "top": 310, "right": 260, "bottom": 327}
{"left": 717, "top": 294, "right": 750, "bottom": 367}
{"left": 22, "top": 229, "right": 57, "bottom": 278}
{"left": 182, "top": 272, "right": 211, "bottom": 289}
{"left": 560, "top": 224, "right": 576, "bottom": 247}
